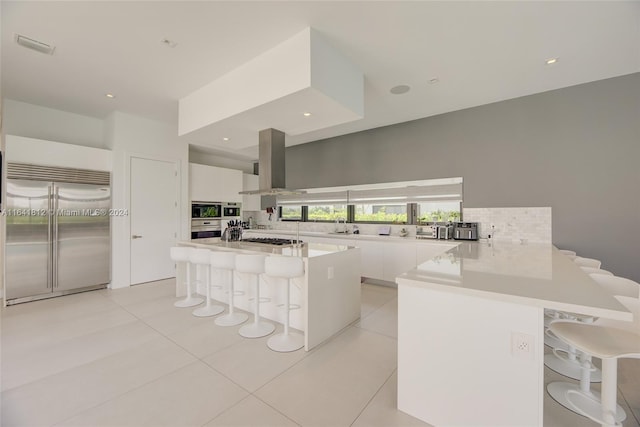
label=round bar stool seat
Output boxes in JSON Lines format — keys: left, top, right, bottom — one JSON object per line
{"left": 590, "top": 274, "right": 640, "bottom": 299}
{"left": 171, "top": 247, "right": 204, "bottom": 308}
{"left": 548, "top": 297, "right": 639, "bottom": 426}
{"left": 236, "top": 254, "right": 275, "bottom": 338}
{"left": 213, "top": 251, "right": 248, "bottom": 327}
{"left": 191, "top": 249, "right": 224, "bottom": 317}
{"left": 574, "top": 256, "right": 602, "bottom": 269}
{"left": 580, "top": 266, "right": 613, "bottom": 276}
{"left": 265, "top": 256, "right": 305, "bottom": 352}
{"left": 559, "top": 249, "right": 577, "bottom": 260}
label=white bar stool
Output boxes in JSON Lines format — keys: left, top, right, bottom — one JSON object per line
{"left": 546, "top": 276, "right": 639, "bottom": 413}
{"left": 191, "top": 248, "right": 224, "bottom": 317}
{"left": 265, "top": 256, "right": 305, "bottom": 352}
{"left": 590, "top": 274, "right": 640, "bottom": 299}
{"left": 545, "top": 314, "right": 601, "bottom": 382}
{"left": 236, "top": 254, "right": 275, "bottom": 338}
{"left": 574, "top": 256, "right": 602, "bottom": 269}
{"left": 580, "top": 266, "right": 614, "bottom": 276}
{"left": 171, "top": 246, "right": 204, "bottom": 308}
{"left": 559, "top": 249, "right": 577, "bottom": 260}
{"left": 213, "top": 251, "right": 249, "bottom": 327}
{"left": 548, "top": 296, "right": 639, "bottom": 427}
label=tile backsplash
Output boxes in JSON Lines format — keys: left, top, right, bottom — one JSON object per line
{"left": 243, "top": 206, "right": 552, "bottom": 242}
{"left": 462, "top": 207, "right": 551, "bottom": 243}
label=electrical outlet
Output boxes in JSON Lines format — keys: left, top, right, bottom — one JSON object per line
{"left": 511, "top": 332, "right": 534, "bottom": 359}
{"left": 327, "top": 266, "right": 334, "bottom": 279}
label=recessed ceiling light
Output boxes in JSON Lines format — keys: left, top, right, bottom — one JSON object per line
{"left": 303, "top": 112, "right": 312, "bottom": 117}
{"left": 390, "top": 85, "right": 411, "bottom": 95}
{"left": 428, "top": 78, "right": 440, "bottom": 84}
{"left": 222, "top": 137, "right": 230, "bottom": 141}
{"left": 161, "top": 38, "right": 177, "bottom": 48}
{"left": 545, "top": 58, "right": 559, "bottom": 65}
{"left": 105, "top": 93, "right": 115, "bottom": 99}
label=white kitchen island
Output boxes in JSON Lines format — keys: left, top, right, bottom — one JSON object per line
{"left": 397, "top": 241, "right": 633, "bottom": 427}
{"left": 176, "top": 241, "right": 361, "bottom": 351}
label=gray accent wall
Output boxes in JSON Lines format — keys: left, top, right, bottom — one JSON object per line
{"left": 286, "top": 73, "right": 640, "bottom": 282}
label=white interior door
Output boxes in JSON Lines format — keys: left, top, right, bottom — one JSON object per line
{"left": 130, "top": 157, "right": 178, "bottom": 285}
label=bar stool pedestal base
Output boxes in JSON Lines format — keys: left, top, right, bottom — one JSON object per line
{"left": 174, "top": 296, "right": 203, "bottom": 308}
{"left": 193, "top": 304, "right": 224, "bottom": 317}
{"left": 239, "top": 321, "right": 275, "bottom": 338}
{"left": 547, "top": 382, "right": 626, "bottom": 423}
{"left": 268, "top": 332, "right": 304, "bottom": 352}
{"left": 216, "top": 312, "right": 249, "bottom": 326}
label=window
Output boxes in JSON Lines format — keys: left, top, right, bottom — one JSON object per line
{"left": 416, "top": 201, "right": 461, "bottom": 223}
{"left": 307, "top": 204, "right": 348, "bottom": 222}
{"left": 279, "top": 205, "right": 303, "bottom": 221}
{"left": 353, "top": 203, "right": 407, "bottom": 223}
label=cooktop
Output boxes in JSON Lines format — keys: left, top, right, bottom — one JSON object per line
{"left": 241, "top": 237, "right": 303, "bottom": 246}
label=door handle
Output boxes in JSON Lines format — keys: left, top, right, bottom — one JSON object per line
{"left": 132, "top": 235, "right": 143, "bottom": 239}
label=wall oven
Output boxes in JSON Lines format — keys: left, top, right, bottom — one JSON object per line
{"left": 222, "top": 202, "right": 241, "bottom": 218}
{"left": 191, "top": 218, "right": 222, "bottom": 240}
{"left": 192, "top": 202, "right": 221, "bottom": 219}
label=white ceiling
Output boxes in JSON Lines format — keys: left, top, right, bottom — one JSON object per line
{"left": 3, "top": 1, "right": 639, "bottom": 160}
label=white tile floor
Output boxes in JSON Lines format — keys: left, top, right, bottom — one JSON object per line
{"left": 1, "top": 280, "right": 638, "bottom": 427}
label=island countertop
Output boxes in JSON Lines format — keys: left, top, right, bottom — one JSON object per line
{"left": 182, "top": 240, "right": 355, "bottom": 258}
{"left": 396, "top": 241, "right": 632, "bottom": 427}
{"left": 398, "top": 241, "right": 632, "bottom": 321}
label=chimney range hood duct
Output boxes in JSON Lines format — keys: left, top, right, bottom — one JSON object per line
{"left": 239, "top": 128, "right": 305, "bottom": 208}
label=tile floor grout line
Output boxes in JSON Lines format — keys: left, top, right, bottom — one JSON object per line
{"left": 349, "top": 368, "right": 398, "bottom": 427}
{"left": 114, "top": 290, "right": 317, "bottom": 397}
{"left": 0, "top": 317, "right": 159, "bottom": 394}
{"left": 49, "top": 359, "right": 206, "bottom": 427}
{"left": 358, "top": 300, "right": 397, "bottom": 327}
{"left": 620, "top": 385, "right": 640, "bottom": 426}
{"left": 110, "top": 292, "right": 245, "bottom": 362}
{"left": 353, "top": 323, "right": 398, "bottom": 341}
{"left": 251, "top": 325, "right": 358, "bottom": 396}
{"left": 248, "top": 393, "right": 304, "bottom": 427}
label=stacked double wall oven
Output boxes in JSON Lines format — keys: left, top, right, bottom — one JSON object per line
{"left": 191, "top": 202, "right": 242, "bottom": 240}
{"left": 191, "top": 202, "right": 222, "bottom": 239}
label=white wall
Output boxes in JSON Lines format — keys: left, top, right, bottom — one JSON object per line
{"left": 5, "top": 135, "right": 112, "bottom": 171}
{"left": 105, "top": 111, "right": 189, "bottom": 289}
{"left": 2, "top": 99, "right": 105, "bottom": 148}
{"left": 189, "top": 149, "right": 254, "bottom": 173}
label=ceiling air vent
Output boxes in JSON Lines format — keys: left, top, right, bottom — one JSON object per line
{"left": 15, "top": 34, "right": 55, "bottom": 55}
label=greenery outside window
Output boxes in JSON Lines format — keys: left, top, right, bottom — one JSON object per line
{"left": 280, "top": 205, "right": 303, "bottom": 221}
{"left": 307, "top": 204, "right": 348, "bottom": 222}
{"left": 353, "top": 203, "right": 407, "bottom": 224}
{"left": 416, "top": 201, "right": 461, "bottom": 223}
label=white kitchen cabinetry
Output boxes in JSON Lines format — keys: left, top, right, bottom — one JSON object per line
{"left": 190, "top": 163, "right": 242, "bottom": 202}
{"left": 357, "top": 240, "right": 385, "bottom": 279}
{"left": 242, "top": 230, "right": 455, "bottom": 282}
{"left": 242, "top": 173, "right": 261, "bottom": 211}
{"left": 383, "top": 241, "right": 417, "bottom": 282}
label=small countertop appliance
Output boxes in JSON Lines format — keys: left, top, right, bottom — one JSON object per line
{"left": 454, "top": 222, "right": 479, "bottom": 241}
{"left": 437, "top": 224, "right": 454, "bottom": 240}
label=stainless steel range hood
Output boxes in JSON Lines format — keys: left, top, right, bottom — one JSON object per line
{"left": 239, "top": 128, "right": 305, "bottom": 208}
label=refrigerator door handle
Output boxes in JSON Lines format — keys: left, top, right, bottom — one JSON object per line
{"left": 47, "top": 185, "right": 53, "bottom": 289}
{"left": 53, "top": 185, "right": 59, "bottom": 289}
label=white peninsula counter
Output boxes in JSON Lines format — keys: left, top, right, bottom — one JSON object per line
{"left": 397, "top": 241, "right": 632, "bottom": 427}
{"left": 177, "top": 241, "right": 361, "bottom": 351}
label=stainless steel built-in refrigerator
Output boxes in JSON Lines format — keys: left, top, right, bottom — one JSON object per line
{"left": 4, "top": 164, "right": 111, "bottom": 305}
